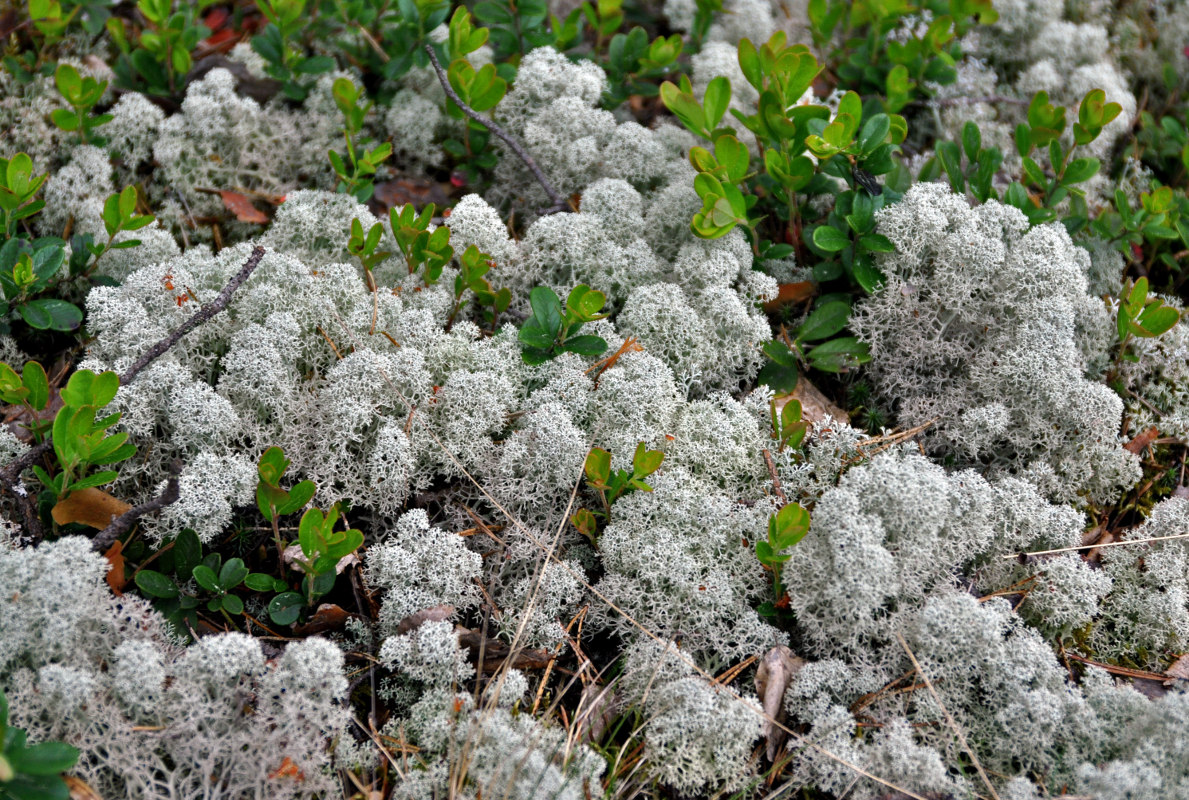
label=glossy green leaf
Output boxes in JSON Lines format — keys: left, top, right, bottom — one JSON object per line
{"left": 135, "top": 569, "right": 179, "bottom": 599}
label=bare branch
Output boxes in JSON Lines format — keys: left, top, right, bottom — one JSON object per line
{"left": 119, "top": 245, "right": 266, "bottom": 385}
{"left": 0, "top": 246, "right": 267, "bottom": 541}
{"left": 90, "top": 463, "right": 182, "bottom": 552}
{"left": 424, "top": 45, "right": 570, "bottom": 215}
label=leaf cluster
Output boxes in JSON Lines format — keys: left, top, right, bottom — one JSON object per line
{"left": 582, "top": 441, "right": 664, "bottom": 520}
{"left": 755, "top": 501, "right": 810, "bottom": 613}
{"left": 49, "top": 63, "right": 111, "bottom": 145}
{"left": 759, "top": 298, "right": 871, "bottom": 392}
{"left": 518, "top": 285, "right": 609, "bottom": 364}
{"left": 1, "top": 157, "right": 150, "bottom": 335}
{"left": 807, "top": 0, "right": 995, "bottom": 112}
{"left": 250, "top": 0, "right": 336, "bottom": 101}
{"left": 32, "top": 369, "right": 136, "bottom": 502}
{"left": 135, "top": 529, "right": 289, "bottom": 630}
{"left": 328, "top": 79, "right": 393, "bottom": 203}
{"left": 0, "top": 689, "right": 78, "bottom": 800}
{"left": 108, "top": 0, "right": 212, "bottom": 96}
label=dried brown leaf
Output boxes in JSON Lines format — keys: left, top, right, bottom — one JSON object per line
{"left": 51, "top": 488, "right": 132, "bottom": 530}
{"left": 103, "top": 540, "right": 127, "bottom": 594}
{"left": 65, "top": 775, "right": 105, "bottom": 800}
{"left": 219, "top": 190, "right": 269, "bottom": 224}
{"left": 1124, "top": 426, "right": 1160, "bottom": 455}
{"left": 763, "top": 281, "right": 816, "bottom": 313}
{"left": 754, "top": 645, "right": 805, "bottom": 761}
{"left": 292, "top": 603, "right": 352, "bottom": 636}
{"left": 395, "top": 604, "right": 455, "bottom": 636}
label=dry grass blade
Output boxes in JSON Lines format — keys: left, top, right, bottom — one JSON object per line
{"left": 895, "top": 632, "right": 1000, "bottom": 800}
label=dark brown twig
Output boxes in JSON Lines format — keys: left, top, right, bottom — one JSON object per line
{"left": 423, "top": 45, "right": 569, "bottom": 215}
{"left": 0, "top": 247, "right": 267, "bottom": 541}
{"left": 762, "top": 449, "right": 788, "bottom": 504}
{"left": 119, "top": 245, "right": 266, "bottom": 385}
{"left": 90, "top": 463, "right": 182, "bottom": 552}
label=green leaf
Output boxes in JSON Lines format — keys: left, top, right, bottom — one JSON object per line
{"left": 529, "top": 286, "right": 564, "bottom": 337}
{"left": 797, "top": 300, "right": 851, "bottom": 342}
{"left": 220, "top": 593, "right": 244, "bottom": 615}
{"left": 770, "top": 502, "right": 810, "bottom": 548}
{"left": 632, "top": 442, "right": 664, "bottom": 476}
{"left": 812, "top": 225, "right": 850, "bottom": 253}
{"left": 858, "top": 114, "right": 890, "bottom": 155}
{"left": 757, "top": 361, "right": 798, "bottom": 394}
{"left": 936, "top": 140, "right": 964, "bottom": 194}
{"left": 761, "top": 339, "right": 799, "bottom": 368}
{"left": 18, "top": 298, "right": 80, "bottom": 331}
{"left": 961, "top": 121, "right": 981, "bottom": 163}
{"left": 8, "top": 740, "right": 79, "bottom": 775}
{"left": 135, "top": 569, "right": 179, "bottom": 599}
{"left": 244, "top": 573, "right": 276, "bottom": 592}
{"left": 192, "top": 564, "right": 220, "bottom": 593}
{"left": 859, "top": 233, "right": 895, "bottom": 253}
{"left": 585, "top": 447, "right": 612, "bottom": 486}
{"left": 21, "top": 361, "right": 48, "bottom": 411}
{"left": 518, "top": 319, "right": 554, "bottom": 350}
{"left": 805, "top": 336, "right": 871, "bottom": 373}
{"left": 67, "top": 471, "right": 119, "bottom": 492}
{"left": 1136, "top": 304, "right": 1179, "bottom": 337}
{"left": 702, "top": 76, "right": 730, "bottom": 131}
{"left": 219, "top": 557, "right": 249, "bottom": 589}
{"left": 1061, "top": 157, "right": 1100, "bottom": 185}
{"left": 174, "top": 530, "right": 202, "bottom": 580}
{"left": 257, "top": 445, "right": 289, "bottom": 486}
{"left": 561, "top": 335, "right": 607, "bottom": 357}
{"left": 269, "top": 591, "right": 305, "bottom": 625}
{"left": 277, "top": 480, "right": 316, "bottom": 515}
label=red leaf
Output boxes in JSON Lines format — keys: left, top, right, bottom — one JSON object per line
{"left": 219, "top": 191, "right": 268, "bottom": 224}
{"left": 268, "top": 757, "right": 305, "bottom": 781}
{"left": 104, "top": 540, "right": 127, "bottom": 595}
{"left": 763, "top": 281, "right": 816, "bottom": 313}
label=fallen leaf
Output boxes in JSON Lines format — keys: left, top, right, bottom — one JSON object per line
{"left": 186, "top": 55, "right": 281, "bottom": 103}
{"left": 268, "top": 756, "right": 305, "bottom": 781}
{"left": 371, "top": 177, "right": 455, "bottom": 214}
{"left": 1124, "top": 426, "right": 1160, "bottom": 455}
{"left": 104, "top": 540, "right": 127, "bottom": 594}
{"left": 219, "top": 190, "right": 269, "bottom": 224}
{"left": 1164, "top": 653, "right": 1189, "bottom": 685}
{"left": 457, "top": 628, "right": 552, "bottom": 672}
{"left": 575, "top": 684, "right": 618, "bottom": 745}
{"left": 65, "top": 775, "right": 105, "bottom": 800}
{"left": 754, "top": 645, "right": 805, "bottom": 761}
{"left": 395, "top": 604, "right": 455, "bottom": 636}
{"left": 776, "top": 372, "right": 850, "bottom": 425}
{"left": 763, "top": 281, "right": 816, "bottom": 313}
{"left": 292, "top": 603, "right": 352, "bottom": 636}
{"left": 52, "top": 488, "right": 132, "bottom": 529}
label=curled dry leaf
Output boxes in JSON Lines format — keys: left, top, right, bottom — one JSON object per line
{"left": 103, "top": 540, "right": 127, "bottom": 594}
{"left": 291, "top": 603, "right": 352, "bottom": 636}
{"left": 754, "top": 645, "right": 805, "bottom": 762}
{"left": 267, "top": 756, "right": 305, "bottom": 781}
{"left": 1164, "top": 653, "right": 1189, "bottom": 686}
{"left": 51, "top": 487, "right": 132, "bottom": 529}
